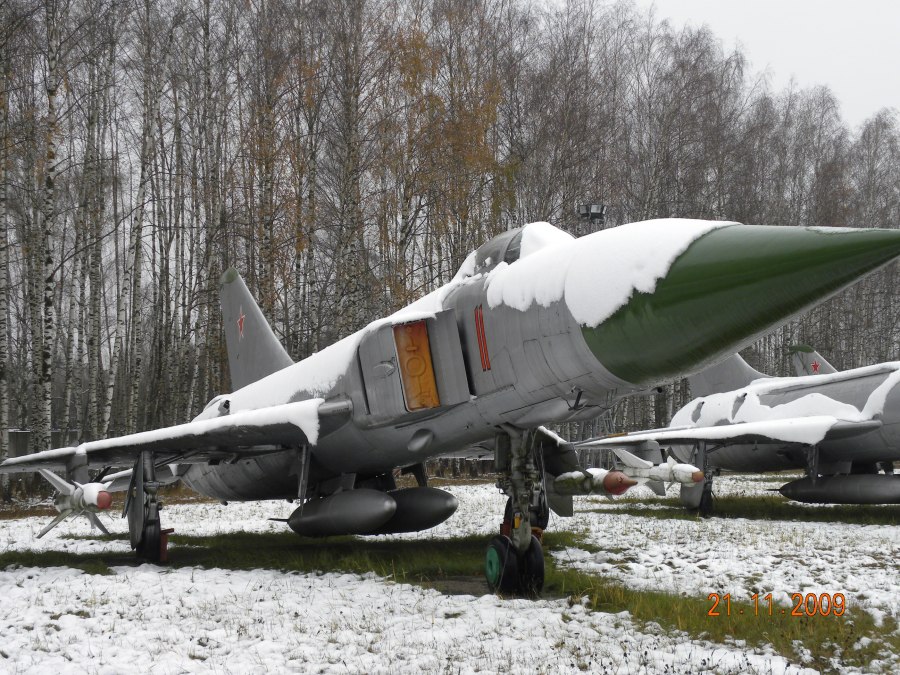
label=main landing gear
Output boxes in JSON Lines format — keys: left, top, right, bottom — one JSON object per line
{"left": 485, "top": 429, "right": 547, "bottom": 595}
{"left": 124, "top": 451, "right": 169, "bottom": 563}
{"left": 682, "top": 442, "right": 715, "bottom": 516}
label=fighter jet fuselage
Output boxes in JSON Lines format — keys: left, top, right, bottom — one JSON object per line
{"left": 181, "top": 233, "right": 636, "bottom": 502}
{"left": 179, "top": 220, "right": 900, "bottom": 506}
{"left": 680, "top": 363, "right": 900, "bottom": 474}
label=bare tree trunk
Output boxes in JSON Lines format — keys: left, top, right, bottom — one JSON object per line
{"left": 101, "top": 5, "right": 173, "bottom": 435}
{"left": 60, "top": 64, "right": 101, "bottom": 434}
{"left": 36, "top": 1, "right": 65, "bottom": 453}
{"left": 0, "top": 47, "right": 10, "bottom": 499}
{"left": 102, "top": 115, "right": 151, "bottom": 435}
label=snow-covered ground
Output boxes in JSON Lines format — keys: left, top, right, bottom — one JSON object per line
{"left": 1, "top": 477, "right": 897, "bottom": 674}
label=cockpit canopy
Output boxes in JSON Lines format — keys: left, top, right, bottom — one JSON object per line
{"left": 473, "top": 229, "right": 524, "bottom": 274}
{"left": 462, "top": 222, "right": 575, "bottom": 277}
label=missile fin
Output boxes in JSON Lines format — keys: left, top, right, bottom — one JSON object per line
{"left": 38, "top": 469, "right": 75, "bottom": 496}
{"left": 37, "top": 510, "right": 72, "bottom": 539}
{"left": 85, "top": 512, "right": 110, "bottom": 536}
{"left": 612, "top": 448, "right": 654, "bottom": 469}
{"left": 646, "top": 480, "right": 667, "bottom": 496}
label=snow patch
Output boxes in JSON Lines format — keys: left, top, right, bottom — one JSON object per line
{"left": 485, "top": 219, "right": 732, "bottom": 327}
{"left": 5, "top": 482, "right": 885, "bottom": 673}
{"left": 669, "top": 362, "right": 900, "bottom": 445}
{"left": 518, "top": 220, "right": 574, "bottom": 258}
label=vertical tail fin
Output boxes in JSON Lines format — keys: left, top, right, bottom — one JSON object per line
{"left": 220, "top": 268, "right": 294, "bottom": 390}
{"left": 688, "top": 353, "right": 769, "bottom": 397}
{"left": 789, "top": 345, "right": 838, "bottom": 376}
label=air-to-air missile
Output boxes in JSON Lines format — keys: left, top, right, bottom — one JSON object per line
{"left": 551, "top": 447, "right": 703, "bottom": 496}
{"left": 35, "top": 469, "right": 113, "bottom": 538}
{"left": 5, "top": 218, "right": 900, "bottom": 596}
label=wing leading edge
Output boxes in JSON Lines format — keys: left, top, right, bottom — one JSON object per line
{"left": 578, "top": 417, "right": 883, "bottom": 449}
{"left": 0, "top": 398, "right": 340, "bottom": 474}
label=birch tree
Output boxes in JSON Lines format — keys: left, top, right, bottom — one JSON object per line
{"left": 32, "top": 0, "right": 68, "bottom": 453}
{"left": 0, "top": 26, "right": 11, "bottom": 498}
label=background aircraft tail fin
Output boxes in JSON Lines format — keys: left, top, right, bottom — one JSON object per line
{"left": 789, "top": 345, "right": 838, "bottom": 376}
{"left": 220, "top": 268, "right": 294, "bottom": 390}
{"left": 688, "top": 353, "right": 769, "bottom": 397}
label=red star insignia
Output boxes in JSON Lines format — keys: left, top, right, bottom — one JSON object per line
{"left": 811, "top": 360, "right": 820, "bottom": 374}
{"left": 237, "top": 307, "right": 246, "bottom": 339}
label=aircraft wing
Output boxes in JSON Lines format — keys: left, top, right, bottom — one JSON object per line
{"left": 0, "top": 398, "right": 349, "bottom": 474}
{"left": 577, "top": 416, "right": 883, "bottom": 449}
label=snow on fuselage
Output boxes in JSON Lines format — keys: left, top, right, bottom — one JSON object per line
{"left": 672, "top": 364, "right": 900, "bottom": 472}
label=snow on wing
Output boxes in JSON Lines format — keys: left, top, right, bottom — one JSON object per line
{"left": 579, "top": 417, "right": 883, "bottom": 449}
{"left": 0, "top": 399, "right": 325, "bottom": 473}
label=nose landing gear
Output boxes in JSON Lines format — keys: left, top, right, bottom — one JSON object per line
{"left": 486, "top": 429, "right": 547, "bottom": 596}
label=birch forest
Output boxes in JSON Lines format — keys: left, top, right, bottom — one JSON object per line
{"left": 1, "top": 0, "right": 899, "bottom": 470}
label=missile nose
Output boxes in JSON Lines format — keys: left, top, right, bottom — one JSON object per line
{"left": 583, "top": 224, "right": 900, "bottom": 385}
{"left": 603, "top": 470, "right": 638, "bottom": 495}
{"left": 96, "top": 491, "right": 113, "bottom": 510}
{"left": 691, "top": 471, "right": 704, "bottom": 484}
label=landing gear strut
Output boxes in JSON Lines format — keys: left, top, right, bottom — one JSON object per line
{"left": 124, "top": 451, "right": 165, "bottom": 562}
{"left": 486, "top": 429, "right": 546, "bottom": 595}
{"left": 697, "top": 442, "right": 715, "bottom": 517}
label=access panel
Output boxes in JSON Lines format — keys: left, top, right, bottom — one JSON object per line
{"left": 358, "top": 310, "right": 470, "bottom": 423}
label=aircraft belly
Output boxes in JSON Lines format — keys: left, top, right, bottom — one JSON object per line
{"left": 820, "top": 427, "right": 899, "bottom": 464}
{"left": 318, "top": 404, "right": 497, "bottom": 474}
{"left": 709, "top": 444, "right": 799, "bottom": 472}
{"left": 182, "top": 451, "right": 298, "bottom": 501}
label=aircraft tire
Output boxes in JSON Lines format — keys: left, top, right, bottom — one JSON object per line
{"left": 485, "top": 535, "right": 519, "bottom": 594}
{"left": 137, "top": 521, "right": 162, "bottom": 563}
{"left": 699, "top": 481, "right": 714, "bottom": 517}
{"left": 519, "top": 534, "right": 545, "bottom": 596}
{"left": 532, "top": 493, "right": 550, "bottom": 530}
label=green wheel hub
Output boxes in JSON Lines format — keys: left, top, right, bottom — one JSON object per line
{"left": 485, "top": 546, "right": 503, "bottom": 586}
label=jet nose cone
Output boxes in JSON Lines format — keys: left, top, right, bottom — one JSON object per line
{"left": 584, "top": 224, "right": 900, "bottom": 385}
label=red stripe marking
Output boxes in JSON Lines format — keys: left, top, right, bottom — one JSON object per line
{"left": 475, "top": 305, "right": 491, "bottom": 371}
{"left": 474, "top": 306, "right": 486, "bottom": 371}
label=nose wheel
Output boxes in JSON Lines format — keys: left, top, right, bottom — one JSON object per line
{"left": 485, "top": 533, "right": 544, "bottom": 596}
{"left": 485, "top": 535, "right": 519, "bottom": 594}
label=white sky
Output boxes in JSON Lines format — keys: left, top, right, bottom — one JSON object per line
{"left": 632, "top": 0, "right": 900, "bottom": 130}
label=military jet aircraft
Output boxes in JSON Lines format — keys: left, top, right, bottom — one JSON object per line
{"left": 581, "top": 345, "right": 900, "bottom": 512}
{"left": 4, "top": 218, "right": 900, "bottom": 595}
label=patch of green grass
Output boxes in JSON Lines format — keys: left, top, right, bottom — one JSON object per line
{"left": 0, "top": 548, "right": 118, "bottom": 575}
{"left": 592, "top": 495, "right": 900, "bottom": 526}
{"left": 169, "top": 530, "right": 490, "bottom": 582}
{"left": 1, "top": 528, "right": 895, "bottom": 672}
{"left": 544, "top": 564, "right": 898, "bottom": 672}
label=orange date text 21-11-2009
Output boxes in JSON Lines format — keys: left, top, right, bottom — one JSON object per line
{"left": 707, "top": 592, "right": 847, "bottom": 618}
